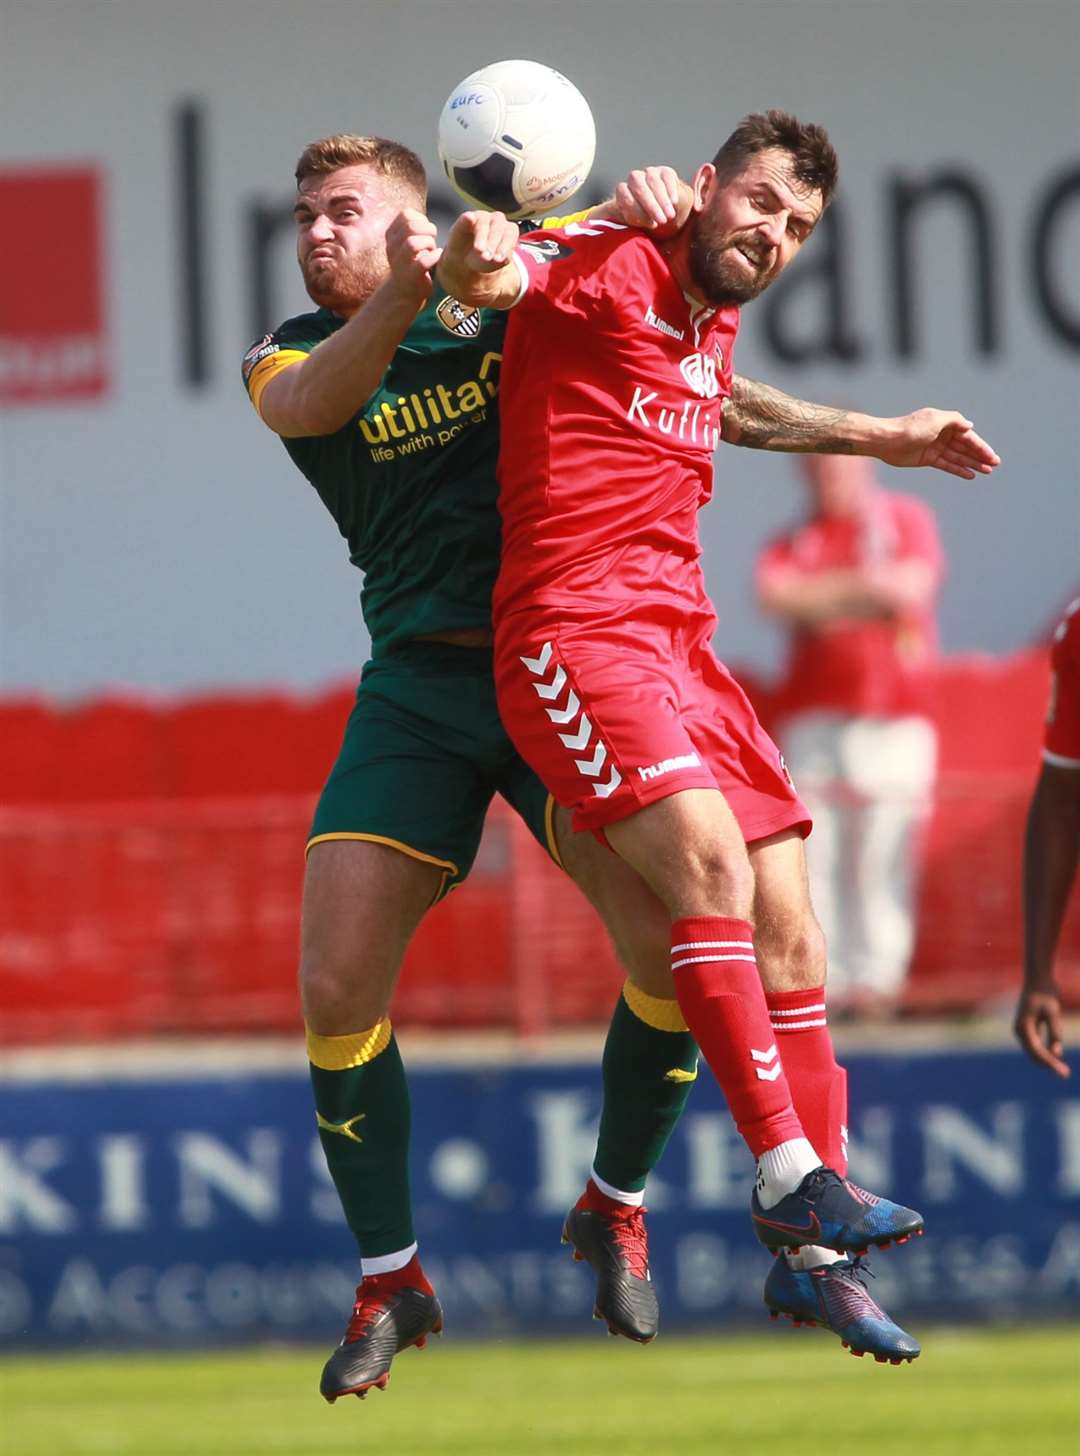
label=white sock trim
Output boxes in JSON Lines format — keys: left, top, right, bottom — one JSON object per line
{"left": 755, "top": 1138, "right": 822, "bottom": 1209}
{"left": 361, "top": 1242, "right": 418, "bottom": 1277}
{"left": 785, "top": 1245, "right": 845, "bottom": 1271}
{"left": 672, "top": 953, "right": 757, "bottom": 970}
{"left": 670, "top": 939, "right": 755, "bottom": 954}
{"left": 591, "top": 1169, "right": 645, "bottom": 1207}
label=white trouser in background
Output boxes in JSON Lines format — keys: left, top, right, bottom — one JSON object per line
{"left": 779, "top": 712, "right": 938, "bottom": 1004}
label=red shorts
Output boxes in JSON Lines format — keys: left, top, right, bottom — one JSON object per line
{"left": 495, "top": 603, "right": 811, "bottom": 840}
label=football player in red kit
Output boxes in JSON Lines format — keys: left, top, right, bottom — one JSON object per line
{"left": 437, "top": 111, "right": 1000, "bottom": 1363}
{"left": 1015, "top": 598, "right": 1080, "bottom": 1079}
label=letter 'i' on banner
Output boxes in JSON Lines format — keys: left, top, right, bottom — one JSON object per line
{"left": 0, "top": 166, "right": 109, "bottom": 404}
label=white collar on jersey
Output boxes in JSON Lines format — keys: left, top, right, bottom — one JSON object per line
{"left": 684, "top": 292, "right": 718, "bottom": 346}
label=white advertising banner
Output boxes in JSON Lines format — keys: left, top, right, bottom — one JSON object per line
{"left": 2, "top": 0, "right": 1077, "bottom": 694}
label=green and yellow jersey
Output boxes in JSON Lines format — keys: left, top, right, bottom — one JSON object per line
{"left": 243, "top": 290, "right": 507, "bottom": 656}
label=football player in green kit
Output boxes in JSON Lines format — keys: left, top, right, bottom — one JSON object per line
{"left": 243, "top": 135, "right": 698, "bottom": 1402}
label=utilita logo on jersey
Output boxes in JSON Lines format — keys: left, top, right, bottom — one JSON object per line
{"left": 626, "top": 349, "right": 723, "bottom": 449}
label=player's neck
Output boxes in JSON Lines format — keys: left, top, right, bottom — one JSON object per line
{"left": 657, "top": 233, "right": 707, "bottom": 309}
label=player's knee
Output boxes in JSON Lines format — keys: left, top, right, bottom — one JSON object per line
{"left": 679, "top": 844, "right": 755, "bottom": 915}
{"left": 785, "top": 914, "right": 826, "bottom": 984}
{"left": 299, "top": 942, "right": 391, "bottom": 1032}
{"left": 757, "top": 912, "right": 827, "bottom": 991}
{"left": 612, "top": 933, "right": 674, "bottom": 997}
{"left": 298, "top": 945, "right": 348, "bottom": 1024}
{"left": 794, "top": 915, "right": 828, "bottom": 986}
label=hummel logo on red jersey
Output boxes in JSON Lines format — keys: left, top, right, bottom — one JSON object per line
{"left": 644, "top": 305, "right": 685, "bottom": 342}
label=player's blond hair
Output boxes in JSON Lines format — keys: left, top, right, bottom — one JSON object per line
{"left": 294, "top": 134, "right": 427, "bottom": 202}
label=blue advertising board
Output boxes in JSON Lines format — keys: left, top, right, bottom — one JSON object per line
{"left": 1, "top": 1045, "right": 1077, "bottom": 1348}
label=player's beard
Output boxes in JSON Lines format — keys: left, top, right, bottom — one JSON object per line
{"left": 686, "top": 218, "right": 778, "bottom": 306}
{"left": 300, "top": 246, "right": 389, "bottom": 313}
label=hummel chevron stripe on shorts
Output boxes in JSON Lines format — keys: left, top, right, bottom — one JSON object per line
{"left": 519, "top": 640, "right": 622, "bottom": 799}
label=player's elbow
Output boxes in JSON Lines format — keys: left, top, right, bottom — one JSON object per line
{"left": 293, "top": 398, "right": 355, "bottom": 436}
{"left": 263, "top": 381, "right": 354, "bottom": 439}
{"left": 719, "top": 404, "right": 743, "bottom": 446}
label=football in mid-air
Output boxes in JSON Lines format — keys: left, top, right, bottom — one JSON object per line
{"left": 437, "top": 59, "right": 596, "bottom": 221}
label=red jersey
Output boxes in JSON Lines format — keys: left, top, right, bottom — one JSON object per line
{"left": 758, "top": 491, "right": 944, "bottom": 720}
{"left": 493, "top": 222, "right": 740, "bottom": 623}
{"left": 1045, "top": 598, "right": 1080, "bottom": 766}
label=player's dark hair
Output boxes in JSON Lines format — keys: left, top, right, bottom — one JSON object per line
{"left": 712, "top": 110, "right": 838, "bottom": 206}
{"left": 294, "top": 134, "right": 427, "bottom": 201}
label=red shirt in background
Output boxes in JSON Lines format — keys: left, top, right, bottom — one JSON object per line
{"left": 1045, "top": 598, "right": 1080, "bottom": 765}
{"left": 758, "top": 490, "right": 944, "bottom": 721}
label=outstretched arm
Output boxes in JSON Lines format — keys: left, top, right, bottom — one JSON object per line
{"left": 435, "top": 210, "right": 522, "bottom": 310}
{"left": 722, "top": 376, "right": 1001, "bottom": 480}
{"left": 1015, "top": 762, "right": 1080, "bottom": 1078}
{"left": 589, "top": 165, "right": 695, "bottom": 235}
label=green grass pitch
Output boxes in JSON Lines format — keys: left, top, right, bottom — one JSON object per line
{"left": 3, "top": 1327, "right": 1077, "bottom": 1456}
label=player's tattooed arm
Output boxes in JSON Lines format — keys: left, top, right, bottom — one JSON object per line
{"left": 721, "top": 377, "right": 860, "bottom": 453}
{"left": 723, "top": 377, "right": 1002, "bottom": 479}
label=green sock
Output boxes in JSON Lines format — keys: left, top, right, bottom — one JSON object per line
{"left": 593, "top": 984, "right": 699, "bottom": 1194}
{"left": 307, "top": 1020, "right": 415, "bottom": 1259}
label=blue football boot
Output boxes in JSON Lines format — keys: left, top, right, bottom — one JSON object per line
{"left": 751, "top": 1166, "right": 924, "bottom": 1255}
{"left": 764, "top": 1254, "right": 921, "bottom": 1364}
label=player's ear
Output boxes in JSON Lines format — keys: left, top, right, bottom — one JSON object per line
{"left": 692, "top": 162, "right": 716, "bottom": 212}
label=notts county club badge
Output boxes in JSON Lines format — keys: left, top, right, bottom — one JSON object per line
{"left": 436, "top": 296, "right": 482, "bottom": 338}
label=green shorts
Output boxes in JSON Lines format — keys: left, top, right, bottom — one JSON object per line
{"left": 309, "top": 642, "right": 559, "bottom": 899}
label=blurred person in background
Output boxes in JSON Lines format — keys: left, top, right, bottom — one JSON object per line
{"left": 757, "top": 455, "right": 944, "bottom": 1018}
{"left": 1014, "top": 596, "right": 1079, "bottom": 1078}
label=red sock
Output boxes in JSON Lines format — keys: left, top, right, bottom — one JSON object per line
{"left": 576, "top": 1178, "right": 639, "bottom": 1219}
{"left": 365, "top": 1253, "right": 434, "bottom": 1296}
{"left": 671, "top": 916, "right": 805, "bottom": 1158}
{"left": 767, "top": 985, "right": 848, "bottom": 1175}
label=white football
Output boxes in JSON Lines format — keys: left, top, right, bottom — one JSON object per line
{"left": 437, "top": 59, "right": 596, "bottom": 221}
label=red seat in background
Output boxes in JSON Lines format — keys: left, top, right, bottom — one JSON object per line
{"left": 2, "top": 653, "right": 1078, "bottom": 1044}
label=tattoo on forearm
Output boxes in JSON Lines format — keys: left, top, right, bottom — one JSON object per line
{"left": 723, "top": 376, "right": 858, "bottom": 453}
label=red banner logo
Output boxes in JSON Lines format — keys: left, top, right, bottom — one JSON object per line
{"left": 0, "top": 166, "right": 109, "bottom": 405}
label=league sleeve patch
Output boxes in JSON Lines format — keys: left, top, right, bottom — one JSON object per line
{"left": 517, "top": 237, "right": 574, "bottom": 265}
{"left": 242, "top": 334, "right": 279, "bottom": 382}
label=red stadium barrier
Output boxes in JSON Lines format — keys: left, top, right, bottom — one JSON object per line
{"left": 0, "top": 796, "right": 624, "bottom": 1043}
{"left": 1, "top": 653, "right": 1077, "bottom": 1045}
